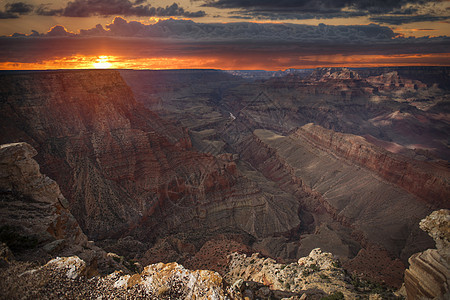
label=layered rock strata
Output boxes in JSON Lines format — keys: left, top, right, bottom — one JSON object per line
{"left": 0, "top": 70, "right": 299, "bottom": 244}
{"left": 0, "top": 142, "right": 121, "bottom": 272}
{"left": 294, "top": 123, "right": 450, "bottom": 208}
{"left": 238, "top": 127, "right": 433, "bottom": 259}
{"left": 0, "top": 143, "right": 86, "bottom": 253}
{"left": 404, "top": 209, "right": 450, "bottom": 299}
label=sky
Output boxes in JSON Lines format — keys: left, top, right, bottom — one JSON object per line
{"left": 0, "top": 0, "right": 449, "bottom": 70}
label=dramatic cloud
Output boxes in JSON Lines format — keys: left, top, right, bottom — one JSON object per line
{"left": 36, "top": 0, "right": 206, "bottom": 18}
{"left": 200, "top": 0, "right": 447, "bottom": 23}
{"left": 0, "top": 2, "right": 33, "bottom": 19}
{"left": 75, "top": 17, "right": 401, "bottom": 42}
{"left": 5, "top": 2, "right": 33, "bottom": 14}
{"left": 200, "top": 0, "right": 429, "bottom": 13}
{"left": 1, "top": 18, "right": 449, "bottom": 67}
{"left": 46, "top": 25, "right": 76, "bottom": 37}
{"left": 370, "top": 14, "right": 450, "bottom": 25}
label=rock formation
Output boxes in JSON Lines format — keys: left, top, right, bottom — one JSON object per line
{"left": 0, "top": 70, "right": 298, "bottom": 244}
{"left": 239, "top": 128, "right": 434, "bottom": 256}
{"left": 294, "top": 123, "right": 450, "bottom": 208}
{"left": 1, "top": 247, "right": 402, "bottom": 299}
{"left": 404, "top": 209, "right": 450, "bottom": 299}
{"left": 225, "top": 249, "right": 398, "bottom": 299}
{"left": 0, "top": 253, "right": 232, "bottom": 299}
{"left": 0, "top": 142, "right": 123, "bottom": 272}
{"left": 0, "top": 142, "right": 86, "bottom": 254}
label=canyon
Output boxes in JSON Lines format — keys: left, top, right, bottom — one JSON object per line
{"left": 0, "top": 67, "right": 449, "bottom": 298}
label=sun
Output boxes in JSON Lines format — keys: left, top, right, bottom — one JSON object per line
{"left": 93, "top": 56, "right": 112, "bottom": 69}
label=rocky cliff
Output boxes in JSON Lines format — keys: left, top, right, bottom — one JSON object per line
{"left": 404, "top": 209, "right": 450, "bottom": 299}
{"left": 0, "top": 140, "right": 389, "bottom": 300}
{"left": 0, "top": 142, "right": 86, "bottom": 255}
{"left": 0, "top": 70, "right": 299, "bottom": 255}
{"left": 294, "top": 123, "right": 450, "bottom": 208}
{"left": 0, "top": 142, "right": 120, "bottom": 271}
{"left": 236, "top": 126, "right": 434, "bottom": 286}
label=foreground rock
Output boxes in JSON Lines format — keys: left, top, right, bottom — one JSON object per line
{"left": 225, "top": 249, "right": 397, "bottom": 299}
{"left": 2, "top": 248, "right": 401, "bottom": 300}
{"left": 404, "top": 209, "right": 450, "bottom": 299}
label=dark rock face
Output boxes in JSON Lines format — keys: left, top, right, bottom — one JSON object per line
{"left": 0, "top": 142, "right": 87, "bottom": 254}
{"left": 0, "top": 142, "right": 122, "bottom": 273}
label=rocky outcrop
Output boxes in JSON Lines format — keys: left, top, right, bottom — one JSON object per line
{"left": 309, "top": 67, "right": 361, "bottom": 81}
{"left": 294, "top": 123, "right": 450, "bottom": 208}
{"left": 367, "top": 71, "right": 427, "bottom": 91}
{"left": 0, "top": 142, "right": 124, "bottom": 273}
{"left": 0, "top": 142, "right": 86, "bottom": 254}
{"left": 114, "top": 262, "right": 229, "bottom": 299}
{"left": 404, "top": 209, "right": 450, "bottom": 299}
{"left": 0, "top": 255, "right": 231, "bottom": 299}
{"left": 1, "top": 248, "right": 400, "bottom": 299}
{"left": 225, "top": 249, "right": 396, "bottom": 299}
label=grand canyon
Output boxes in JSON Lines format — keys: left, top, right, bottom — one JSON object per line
{"left": 0, "top": 66, "right": 449, "bottom": 299}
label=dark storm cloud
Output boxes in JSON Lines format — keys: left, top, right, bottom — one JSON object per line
{"left": 35, "top": 0, "right": 206, "bottom": 18}
{"left": 0, "top": 11, "right": 18, "bottom": 19}
{"left": 370, "top": 14, "right": 450, "bottom": 25}
{"left": 229, "top": 10, "right": 367, "bottom": 21}
{"left": 200, "top": 0, "right": 441, "bottom": 20}
{"left": 0, "top": 2, "right": 33, "bottom": 19}
{"left": 35, "top": 5, "right": 64, "bottom": 16}
{"left": 201, "top": 0, "right": 429, "bottom": 12}
{"left": 74, "top": 17, "right": 399, "bottom": 42}
{"left": 5, "top": 2, "right": 33, "bottom": 14}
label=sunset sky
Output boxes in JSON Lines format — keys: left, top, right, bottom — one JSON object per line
{"left": 0, "top": 0, "right": 449, "bottom": 70}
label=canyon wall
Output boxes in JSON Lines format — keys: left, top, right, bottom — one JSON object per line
{"left": 294, "top": 123, "right": 450, "bottom": 208}
{"left": 0, "top": 70, "right": 299, "bottom": 242}
{"left": 0, "top": 142, "right": 123, "bottom": 273}
{"left": 237, "top": 127, "right": 434, "bottom": 262}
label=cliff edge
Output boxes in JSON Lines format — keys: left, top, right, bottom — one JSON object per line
{"left": 404, "top": 209, "right": 450, "bottom": 299}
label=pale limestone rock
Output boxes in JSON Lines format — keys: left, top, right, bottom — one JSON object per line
{"left": 404, "top": 209, "right": 450, "bottom": 299}
{"left": 225, "top": 250, "right": 373, "bottom": 299}
{"left": 113, "top": 261, "right": 230, "bottom": 299}
{"left": 45, "top": 256, "right": 86, "bottom": 279}
{"left": 298, "top": 248, "right": 336, "bottom": 270}
{"left": 420, "top": 209, "right": 450, "bottom": 260}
